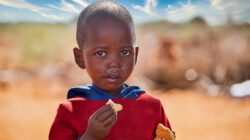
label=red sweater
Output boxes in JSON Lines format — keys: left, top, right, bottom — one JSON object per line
{"left": 49, "top": 93, "right": 171, "bottom": 140}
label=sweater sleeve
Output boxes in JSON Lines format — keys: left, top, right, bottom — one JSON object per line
{"left": 49, "top": 103, "right": 78, "bottom": 140}
{"left": 152, "top": 99, "right": 172, "bottom": 138}
{"left": 159, "top": 103, "right": 172, "bottom": 130}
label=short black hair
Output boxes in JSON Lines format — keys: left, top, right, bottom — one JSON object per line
{"left": 76, "top": 0, "right": 135, "bottom": 48}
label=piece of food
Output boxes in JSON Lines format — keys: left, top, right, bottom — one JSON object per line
{"left": 106, "top": 99, "right": 123, "bottom": 112}
{"left": 154, "top": 123, "right": 175, "bottom": 140}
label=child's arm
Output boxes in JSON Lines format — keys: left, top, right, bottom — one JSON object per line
{"left": 79, "top": 104, "right": 117, "bottom": 140}
{"left": 49, "top": 104, "right": 79, "bottom": 140}
{"left": 154, "top": 101, "right": 175, "bottom": 140}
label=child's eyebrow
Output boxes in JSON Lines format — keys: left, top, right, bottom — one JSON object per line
{"left": 120, "top": 46, "right": 133, "bottom": 49}
{"left": 92, "top": 46, "right": 108, "bottom": 50}
{"left": 93, "top": 45, "right": 134, "bottom": 49}
{"left": 121, "top": 44, "right": 137, "bottom": 48}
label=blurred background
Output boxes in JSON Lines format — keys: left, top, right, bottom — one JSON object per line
{"left": 0, "top": 0, "right": 250, "bottom": 140}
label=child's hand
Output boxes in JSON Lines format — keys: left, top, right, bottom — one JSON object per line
{"left": 80, "top": 104, "right": 117, "bottom": 140}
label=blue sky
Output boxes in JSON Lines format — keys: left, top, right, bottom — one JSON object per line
{"left": 0, "top": 0, "right": 249, "bottom": 25}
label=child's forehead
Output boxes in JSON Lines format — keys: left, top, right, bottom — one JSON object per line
{"left": 84, "top": 16, "right": 133, "bottom": 36}
{"left": 85, "top": 14, "right": 130, "bottom": 28}
{"left": 87, "top": 20, "right": 133, "bottom": 44}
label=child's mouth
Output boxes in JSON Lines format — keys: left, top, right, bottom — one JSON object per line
{"left": 104, "top": 75, "right": 121, "bottom": 83}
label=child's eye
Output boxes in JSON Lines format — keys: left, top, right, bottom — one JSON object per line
{"left": 95, "top": 51, "right": 106, "bottom": 57}
{"left": 120, "top": 50, "right": 131, "bottom": 56}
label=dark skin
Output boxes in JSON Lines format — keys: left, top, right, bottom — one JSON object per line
{"left": 74, "top": 17, "right": 139, "bottom": 140}
{"left": 81, "top": 104, "right": 117, "bottom": 140}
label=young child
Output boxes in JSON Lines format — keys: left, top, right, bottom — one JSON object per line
{"left": 49, "top": 1, "right": 173, "bottom": 140}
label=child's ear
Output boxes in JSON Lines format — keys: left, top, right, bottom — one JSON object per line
{"left": 134, "top": 46, "right": 139, "bottom": 65}
{"left": 73, "top": 47, "right": 85, "bottom": 69}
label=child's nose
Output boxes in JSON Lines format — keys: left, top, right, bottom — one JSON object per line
{"left": 107, "top": 55, "right": 121, "bottom": 68}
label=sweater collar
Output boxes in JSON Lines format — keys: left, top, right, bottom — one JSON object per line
{"left": 67, "top": 83, "right": 145, "bottom": 100}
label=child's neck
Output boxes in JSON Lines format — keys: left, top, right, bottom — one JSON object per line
{"left": 92, "top": 84, "right": 125, "bottom": 96}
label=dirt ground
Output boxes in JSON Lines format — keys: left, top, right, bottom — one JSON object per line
{"left": 0, "top": 82, "right": 249, "bottom": 140}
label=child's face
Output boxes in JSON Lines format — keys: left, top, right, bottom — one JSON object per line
{"left": 74, "top": 17, "right": 138, "bottom": 95}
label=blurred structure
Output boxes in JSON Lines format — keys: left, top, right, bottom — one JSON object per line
{"left": 138, "top": 18, "right": 250, "bottom": 96}
{"left": 230, "top": 80, "right": 250, "bottom": 97}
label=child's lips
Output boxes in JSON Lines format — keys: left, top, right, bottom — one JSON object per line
{"left": 104, "top": 74, "right": 121, "bottom": 83}
{"left": 104, "top": 68, "right": 122, "bottom": 83}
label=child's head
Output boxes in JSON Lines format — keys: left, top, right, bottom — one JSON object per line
{"left": 74, "top": 0, "right": 138, "bottom": 95}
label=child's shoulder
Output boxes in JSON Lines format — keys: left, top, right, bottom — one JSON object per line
{"left": 56, "top": 97, "right": 87, "bottom": 112}
{"left": 63, "top": 96, "right": 102, "bottom": 106}
{"left": 138, "top": 92, "right": 162, "bottom": 105}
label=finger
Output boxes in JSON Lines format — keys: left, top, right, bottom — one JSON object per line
{"left": 92, "top": 104, "right": 112, "bottom": 119}
{"left": 103, "top": 112, "right": 117, "bottom": 127}
{"left": 97, "top": 107, "right": 115, "bottom": 122}
{"left": 104, "top": 117, "right": 117, "bottom": 130}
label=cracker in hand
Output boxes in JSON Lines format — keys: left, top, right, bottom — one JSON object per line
{"left": 154, "top": 123, "right": 175, "bottom": 140}
{"left": 106, "top": 99, "right": 123, "bottom": 112}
